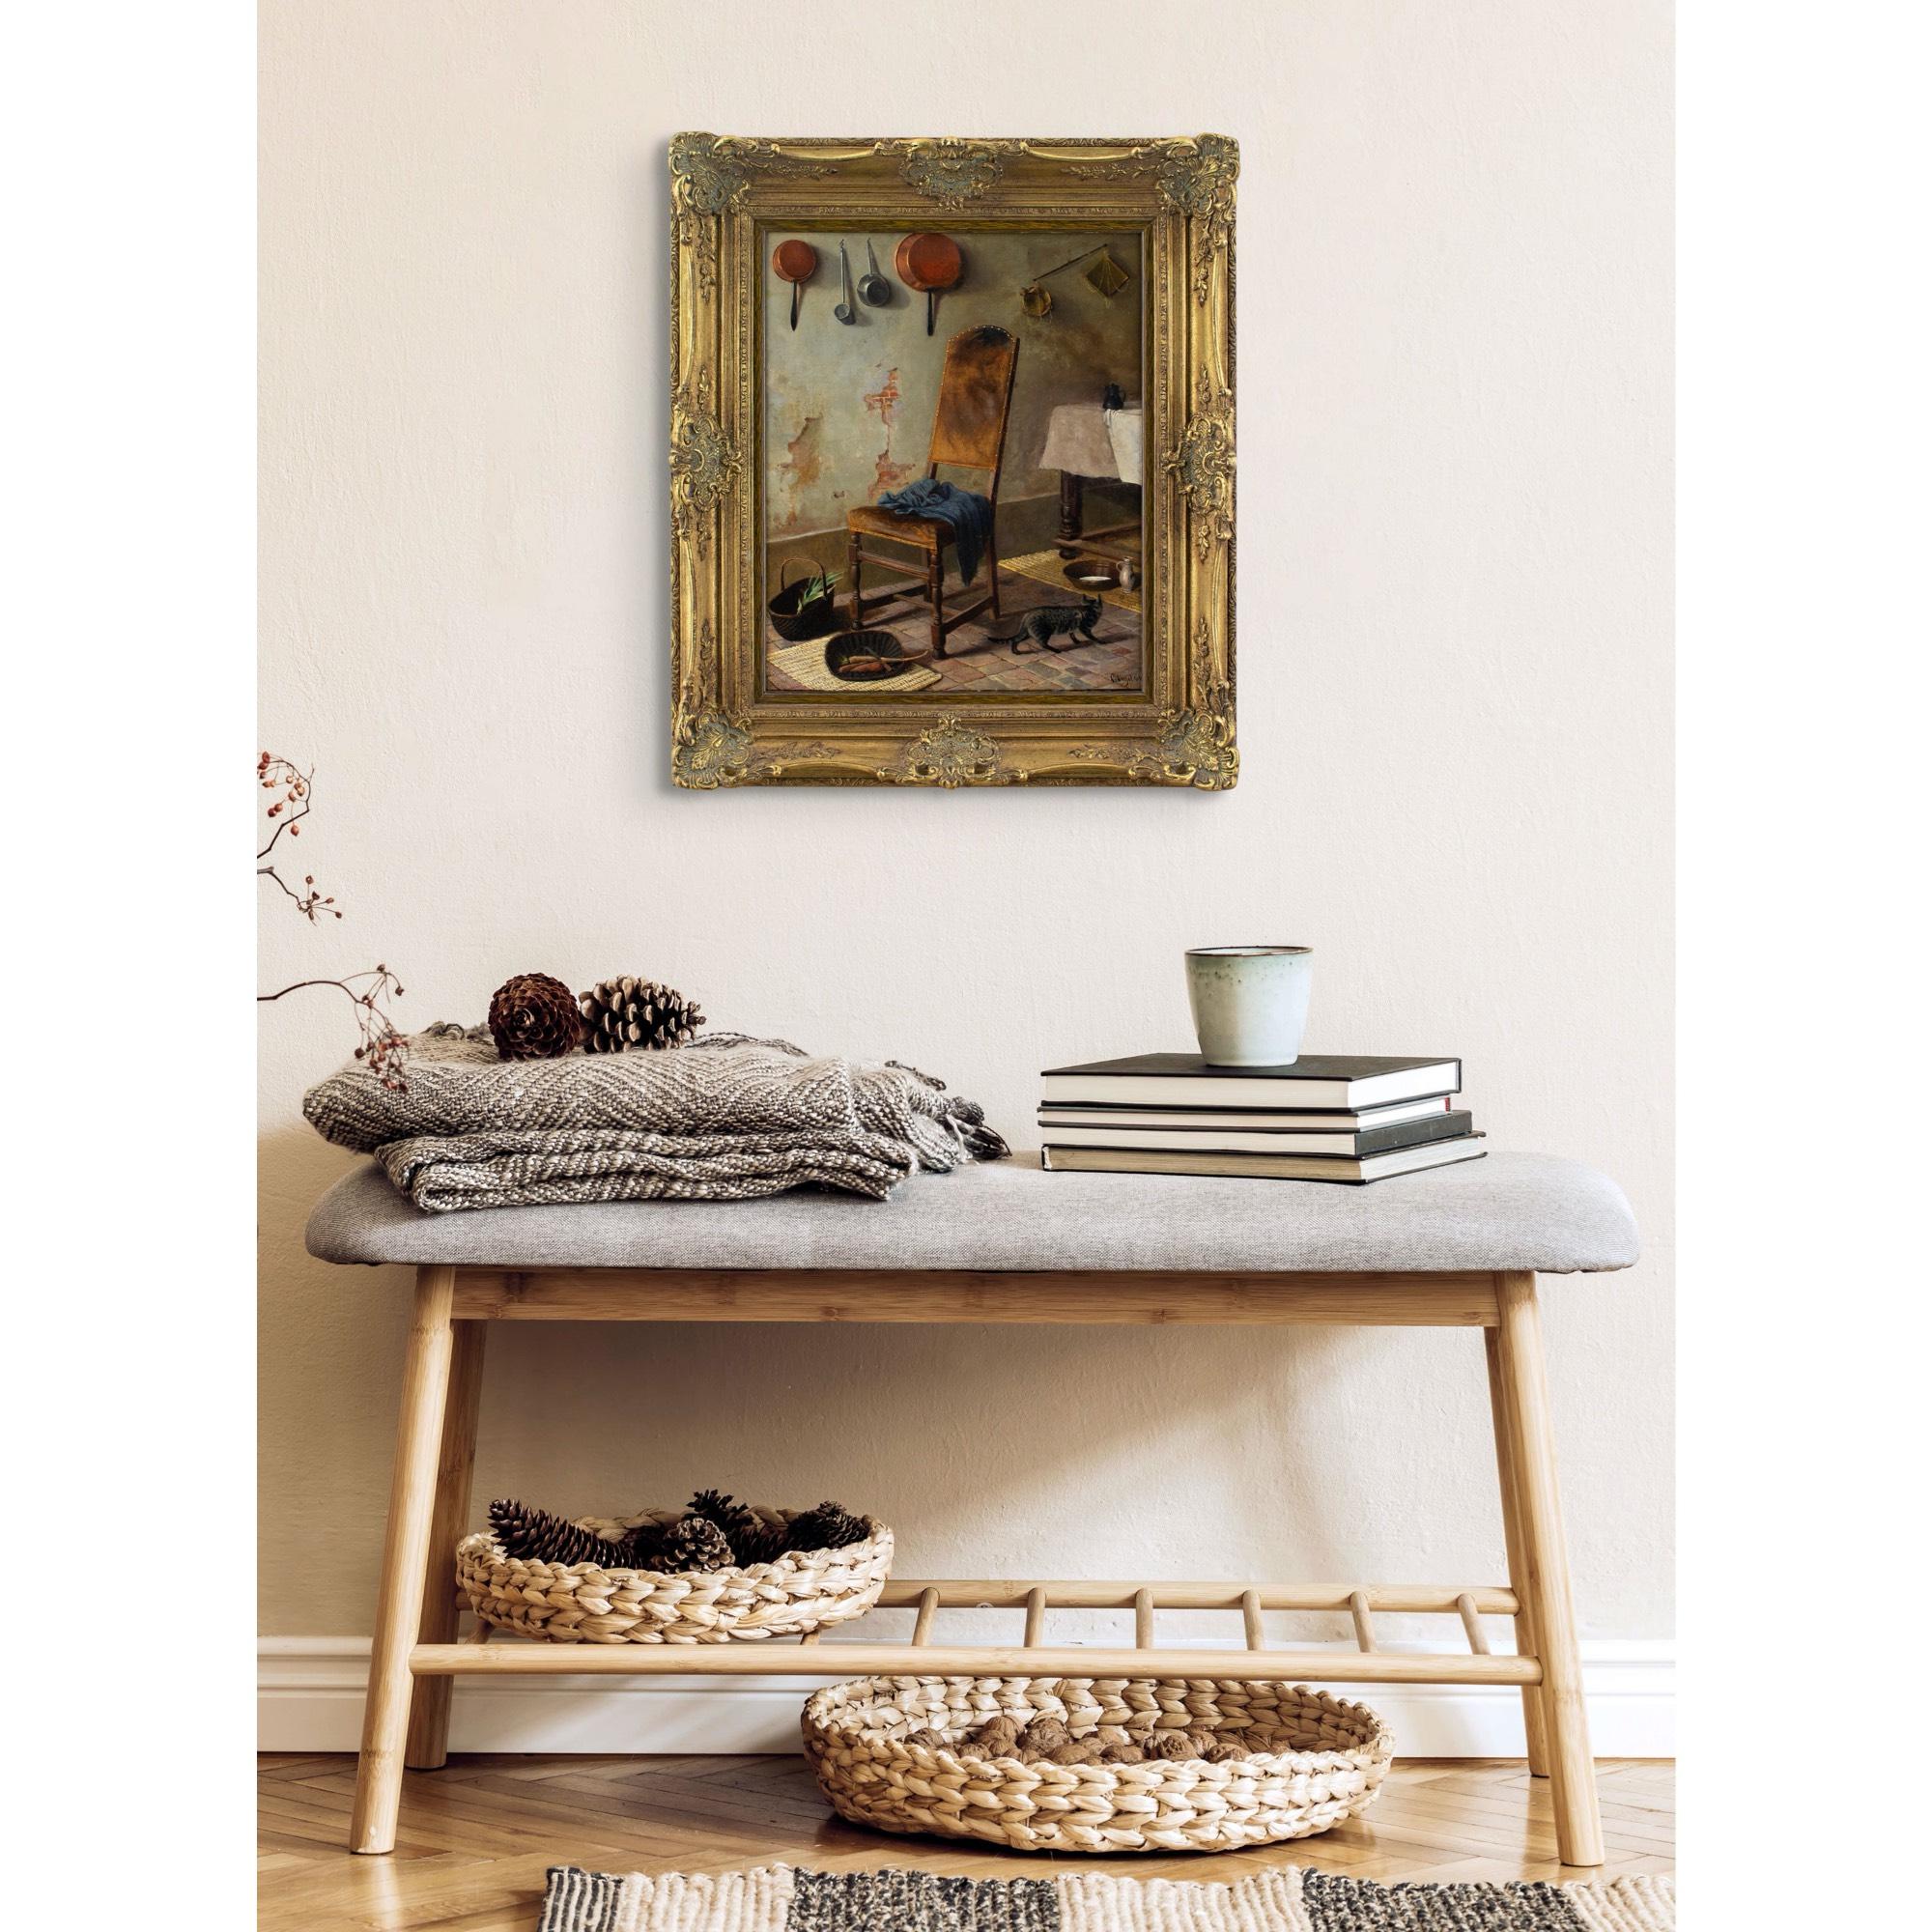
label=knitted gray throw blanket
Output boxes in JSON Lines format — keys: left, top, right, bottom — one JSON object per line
{"left": 302, "top": 1027, "right": 1009, "bottom": 1212}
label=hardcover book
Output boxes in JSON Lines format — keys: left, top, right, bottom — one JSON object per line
{"left": 1040, "top": 1136, "right": 1488, "bottom": 1185}
{"left": 1036, "top": 1109, "right": 1474, "bottom": 1159}
{"left": 1037, "top": 1095, "right": 1454, "bottom": 1133}
{"left": 1039, "top": 1053, "right": 1462, "bottom": 1112}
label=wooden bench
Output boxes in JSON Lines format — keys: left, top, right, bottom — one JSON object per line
{"left": 306, "top": 1150, "right": 1638, "bottom": 1865}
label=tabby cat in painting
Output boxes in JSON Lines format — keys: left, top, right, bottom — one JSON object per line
{"left": 1009, "top": 597, "right": 1103, "bottom": 653}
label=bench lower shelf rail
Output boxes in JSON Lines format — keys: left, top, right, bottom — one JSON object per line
{"left": 416, "top": 1575, "right": 1538, "bottom": 1685}
{"left": 412, "top": 1641, "right": 1537, "bottom": 1683}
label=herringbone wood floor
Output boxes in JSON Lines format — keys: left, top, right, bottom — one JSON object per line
{"left": 259, "top": 1754, "right": 1675, "bottom": 1930}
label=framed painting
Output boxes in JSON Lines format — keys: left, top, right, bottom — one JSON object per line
{"left": 669, "top": 134, "right": 1236, "bottom": 788}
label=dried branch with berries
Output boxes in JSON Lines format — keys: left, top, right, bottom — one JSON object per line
{"left": 257, "top": 751, "right": 409, "bottom": 1087}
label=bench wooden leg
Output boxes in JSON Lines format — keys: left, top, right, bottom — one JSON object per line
{"left": 350, "top": 1264, "right": 457, "bottom": 1854}
{"left": 1484, "top": 1326, "right": 1551, "bottom": 1777}
{"left": 1492, "top": 1271, "right": 1603, "bottom": 1866}
{"left": 404, "top": 1318, "right": 486, "bottom": 1771}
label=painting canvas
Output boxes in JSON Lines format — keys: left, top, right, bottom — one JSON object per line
{"left": 761, "top": 228, "right": 1149, "bottom": 699}
{"left": 669, "top": 136, "right": 1236, "bottom": 788}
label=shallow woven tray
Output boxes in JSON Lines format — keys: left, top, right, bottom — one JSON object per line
{"left": 802, "top": 1675, "right": 1391, "bottom": 1855}
{"left": 457, "top": 1506, "right": 892, "bottom": 1644}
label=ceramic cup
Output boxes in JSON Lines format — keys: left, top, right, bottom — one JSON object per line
{"left": 1185, "top": 946, "right": 1315, "bottom": 1066}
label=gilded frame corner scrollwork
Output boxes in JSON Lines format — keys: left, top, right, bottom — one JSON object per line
{"left": 668, "top": 132, "right": 1236, "bottom": 790}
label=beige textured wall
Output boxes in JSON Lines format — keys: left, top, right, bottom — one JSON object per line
{"left": 259, "top": 0, "right": 1672, "bottom": 1642}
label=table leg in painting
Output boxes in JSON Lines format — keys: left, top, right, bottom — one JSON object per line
{"left": 1492, "top": 1271, "right": 1604, "bottom": 1867}
{"left": 847, "top": 528, "right": 865, "bottom": 629}
{"left": 349, "top": 1264, "right": 457, "bottom": 1855}
{"left": 928, "top": 550, "right": 946, "bottom": 659}
{"left": 1058, "top": 469, "right": 1084, "bottom": 552}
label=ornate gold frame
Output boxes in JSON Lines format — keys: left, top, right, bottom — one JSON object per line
{"left": 669, "top": 135, "right": 1236, "bottom": 789}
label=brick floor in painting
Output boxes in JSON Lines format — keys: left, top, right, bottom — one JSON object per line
{"left": 765, "top": 562, "right": 1144, "bottom": 696}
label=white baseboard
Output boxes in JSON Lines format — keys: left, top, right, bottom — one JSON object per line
{"left": 260, "top": 1636, "right": 1674, "bottom": 1758}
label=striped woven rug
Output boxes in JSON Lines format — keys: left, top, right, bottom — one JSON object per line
{"left": 538, "top": 1863, "right": 1674, "bottom": 1931}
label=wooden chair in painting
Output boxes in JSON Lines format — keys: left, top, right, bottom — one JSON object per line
{"left": 845, "top": 326, "right": 1019, "bottom": 660}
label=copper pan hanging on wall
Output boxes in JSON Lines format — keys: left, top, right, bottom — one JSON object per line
{"left": 895, "top": 231, "right": 963, "bottom": 335}
{"left": 771, "top": 239, "right": 818, "bottom": 330}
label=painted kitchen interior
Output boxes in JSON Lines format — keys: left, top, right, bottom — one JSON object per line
{"left": 763, "top": 228, "right": 1147, "bottom": 697}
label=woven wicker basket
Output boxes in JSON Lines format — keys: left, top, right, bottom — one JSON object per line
{"left": 802, "top": 1675, "right": 1391, "bottom": 1855}
{"left": 456, "top": 1506, "right": 892, "bottom": 1644}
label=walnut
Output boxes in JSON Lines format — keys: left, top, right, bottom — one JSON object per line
{"left": 969, "top": 1716, "right": 1024, "bottom": 1759}
{"left": 1049, "top": 1740, "right": 1106, "bottom": 1766}
{"left": 1148, "top": 1731, "right": 1199, "bottom": 1761}
{"left": 1020, "top": 1716, "right": 1069, "bottom": 1757}
{"left": 1097, "top": 1742, "right": 1146, "bottom": 1765}
{"left": 1204, "top": 1739, "right": 1247, "bottom": 1763}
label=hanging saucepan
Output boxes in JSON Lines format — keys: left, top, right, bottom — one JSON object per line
{"left": 771, "top": 239, "right": 818, "bottom": 331}
{"left": 895, "top": 231, "right": 963, "bottom": 336}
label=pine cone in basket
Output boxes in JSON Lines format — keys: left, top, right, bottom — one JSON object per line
{"left": 730, "top": 1514, "right": 791, "bottom": 1566}
{"left": 487, "top": 972, "right": 585, "bottom": 1061}
{"left": 659, "top": 1513, "right": 735, "bottom": 1573}
{"left": 611, "top": 1520, "right": 668, "bottom": 1571}
{"left": 784, "top": 1500, "right": 869, "bottom": 1553}
{"left": 488, "top": 1497, "right": 626, "bottom": 1569}
{"left": 687, "top": 1489, "right": 759, "bottom": 1557}
{"left": 579, "top": 976, "right": 705, "bottom": 1053}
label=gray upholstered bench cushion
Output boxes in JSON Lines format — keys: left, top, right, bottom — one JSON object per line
{"left": 305, "top": 1151, "right": 1637, "bottom": 1276}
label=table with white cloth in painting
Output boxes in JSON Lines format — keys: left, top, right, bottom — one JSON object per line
{"left": 1037, "top": 402, "right": 1144, "bottom": 562}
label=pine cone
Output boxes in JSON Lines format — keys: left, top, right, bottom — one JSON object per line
{"left": 488, "top": 972, "right": 584, "bottom": 1060}
{"left": 659, "top": 1514, "right": 735, "bottom": 1573}
{"left": 688, "top": 1490, "right": 759, "bottom": 1559}
{"left": 579, "top": 976, "right": 705, "bottom": 1053}
{"left": 731, "top": 1514, "right": 792, "bottom": 1567}
{"left": 785, "top": 1500, "right": 870, "bottom": 1554}
{"left": 488, "top": 1498, "right": 626, "bottom": 1569}
{"left": 612, "top": 1520, "right": 668, "bottom": 1571}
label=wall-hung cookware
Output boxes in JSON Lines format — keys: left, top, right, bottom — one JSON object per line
{"left": 858, "top": 240, "right": 891, "bottom": 306}
{"left": 834, "top": 242, "right": 857, "bottom": 325}
{"left": 895, "top": 231, "right": 963, "bottom": 334}
{"left": 771, "top": 240, "right": 817, "bottom": 330}
{"left": 1018, "top": 243, "right": 1131, "bottom": 320}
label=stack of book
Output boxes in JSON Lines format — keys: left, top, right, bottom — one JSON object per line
{"left": 1037, "top": 1053, "right": 1485, "bottom": 1184}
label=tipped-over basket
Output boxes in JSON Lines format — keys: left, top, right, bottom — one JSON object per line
{"left": 457, "top": 1505, "right": 892, "bottom": 1644}
{"left": 802, "top": 1675, "right": 1391, "bottom": 1855}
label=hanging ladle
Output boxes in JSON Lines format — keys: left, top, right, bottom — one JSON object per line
{"left": 858, "top": 239, "right": 891, "bottom": 306}
{"left": 771, "top": 239, "right": 818, "bottom": 331}
{"left": 834, "top": 242, "right": 857, "bottom": 325}
{"left": 1018, "top": 242, "right": 1126, "bottom": 320}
